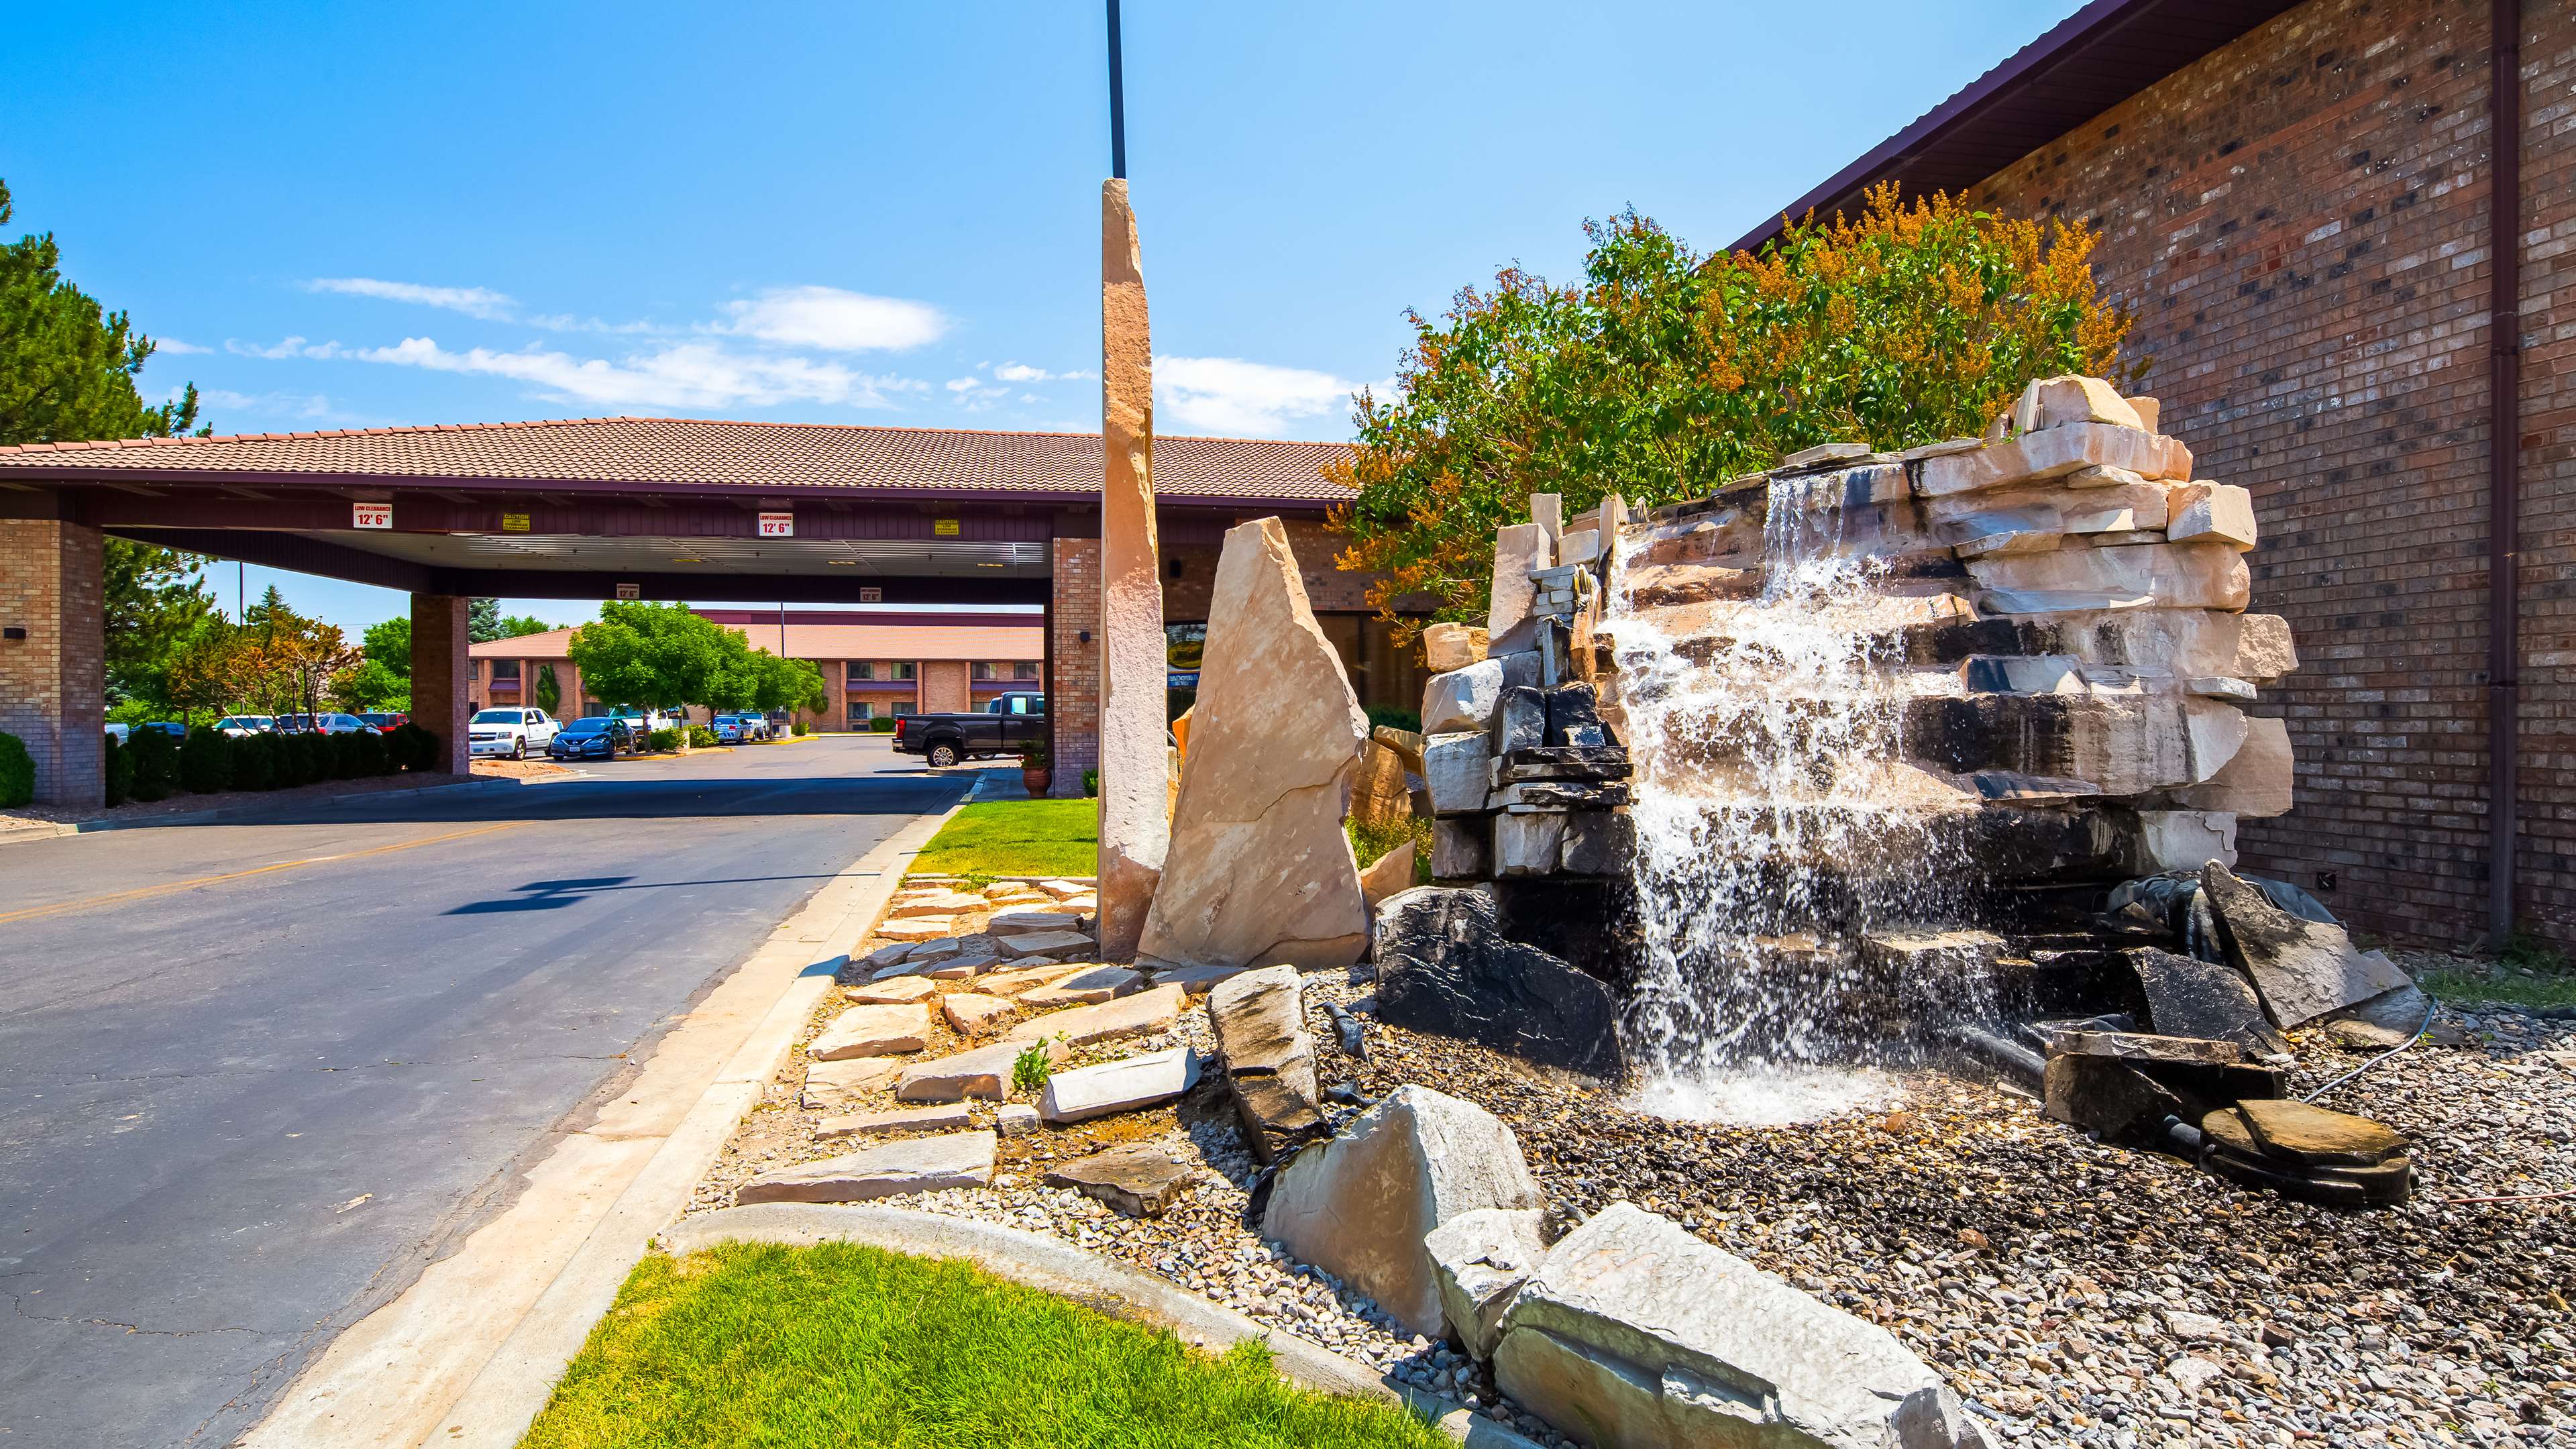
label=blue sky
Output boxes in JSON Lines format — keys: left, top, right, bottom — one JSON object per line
{"left": 6, "top": 0, "right": 2077, "bottom": 631}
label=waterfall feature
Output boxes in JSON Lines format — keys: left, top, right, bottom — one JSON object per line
{"left": 1605, "top": 473, "right": 1970, "bottom": 1124}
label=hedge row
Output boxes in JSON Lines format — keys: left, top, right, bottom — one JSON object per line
{"left": 104, "top": 723, "right": 445, "bottom": 807}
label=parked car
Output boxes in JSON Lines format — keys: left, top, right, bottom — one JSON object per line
{"left": 890, "top": 692, "right": 1046, "bottom": 769}
{"left": 708, "top": 714, "right": 750, "bottom": 745}
{"left": 606, "top": 706, "right": 683, "bottom": 735}
{"left": 547, "top": 716, "right": 633, "bottom": 761}
{"left": 213, "top": 715, "right": 276, "bottom": 737}
{"left": 140, "top": 721, "right": 187, "bottom": 739}
{"left": 356, "top": 711, "right": 409, "bottom": 734}
{"left": 274, "top": 713, "right": 372, "bottom": 735}
{"left": 468, "top": 707, "right": 560, "bottom": 759}
{"left": 103, "top": 722, "right": 130, "bottom": 744}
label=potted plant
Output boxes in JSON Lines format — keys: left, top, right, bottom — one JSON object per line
{"left": 1019, "top": 737, "right": 1052, "bottom": 796}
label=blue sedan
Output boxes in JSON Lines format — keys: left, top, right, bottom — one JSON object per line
{"left": 547, "top": 717, "right": 633, "bottom": 761}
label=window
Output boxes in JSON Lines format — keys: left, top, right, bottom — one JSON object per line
{"left": 1008, "top": 694, "right": 1044, "bottom": 716}
{"left": 893, "top": 661, "right": 917, "bottom": 681}
{"left": 849, "top": 661, "right": 873, "bottom": 682}
{"left": 1013, "top": 661, "right": 1040, "bottom": 680}
{"left": 847, "top": 700, "right": 873, "bottom": 721}
{"left": 491, "top": 660, "right": 521, "bottom": 682}
{"left": 892, "top": 701, "right": 916, "bottom": 716}
{"left": 971, "top": 661, "right": 992, "bottom": 681}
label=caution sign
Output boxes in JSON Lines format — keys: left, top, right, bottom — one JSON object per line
{"left": 933, "top": 519, "right": 960, "bottom": 537}
{"left": 501, "top": 512, "right": 531, "bottom": 533}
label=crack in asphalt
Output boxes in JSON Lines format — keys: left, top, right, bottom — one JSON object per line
{"left": 9, "top": 1289, "right": 282, "bottom": 1340}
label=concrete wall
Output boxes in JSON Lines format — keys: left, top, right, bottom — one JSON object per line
{"left": 1966, "top": 0, "right": 2575, "bottom": 945}
{"left": 0, "top": 517, "right": 104, "bottom": 806}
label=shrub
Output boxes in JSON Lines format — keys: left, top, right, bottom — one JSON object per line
{"left": 331, "top": 729, "right": 390, "bottom": 778}
{"left": 103, "top": 733, "right": 133, "bottom": 806}
{"left": 1010, "top": 1039, "right": 1060, "bottom": 1094}
{"left": 646, "top": 727, "right": 682, "bottom": 752}
{"left": 125, "top": 727, "right": 180, "bottom": 802}
{"left": 284, "top": 731, "right": 328, "bottom": 788}
{"left": 1082, "top": 767, "right": 1099, "bottom": 797}
{"left": 178, "top": 727, "right": 234, "bottom": 794}
{"left": 387, "top": 722, "right": 439, "bottom": 772}
{"left": 231, "top": 733, "right": 278, "bottom": 792}
{"left": 0, "top": 731, "right": 32, "bottom": 808}
{"left": 1364, "top": 706, "right": 1421, "bottom": 735}
{"left": 688, "top": 724, "right": 720, "bottom": 749}
{"left": 792, "top": 720, "right": 809, "bottom": 737}
{"left": 869, "top": 716, "right": 897, "bottom": 733}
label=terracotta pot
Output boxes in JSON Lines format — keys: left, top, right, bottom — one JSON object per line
{"left": 1022, "top": 767, "right": 1052, "bottom": 795}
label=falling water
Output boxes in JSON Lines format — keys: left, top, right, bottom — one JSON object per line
{"left": 1603, "top": 474, "right": 1967, "bottom": 1125}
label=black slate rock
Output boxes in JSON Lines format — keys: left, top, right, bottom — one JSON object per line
{"left": 1371, "top": 887, "right": 1622, "bottom": 1078}
{"left": 2127, "top": 947, "right": 2293, "bottom": 1055}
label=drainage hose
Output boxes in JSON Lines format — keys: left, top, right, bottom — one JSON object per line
{"left": 2301, "top": 998, "right": 2441, "bottom": 1104}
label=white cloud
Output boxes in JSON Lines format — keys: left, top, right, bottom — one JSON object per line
{"left": 225, "top": 335, "right": 345, "bottom": 360}
{"left": 350, "top": 336, "right": 912, "bottom": 411}
{"left": 716, "top": 286, "right": 948, "bottom": 352}
{"left": 944, "top": 376, "right": 982, "bottom": 392}
{"left": 308, "top": 277, "right": 517, "bottom": 320}
{"left": 198, "top": 388, "right": 334, "bottom": 419}
{"left": 523, "top": 313, "right": 665, "bottom": 335}
{"left": 153, "top": 337, "right": 211, "bottom": 354}
{"left": 1152, "top": 356, "right": 1374, "bottom": 437}
{"left": 992, "top": 361, "right": 1093, "bottom": 384}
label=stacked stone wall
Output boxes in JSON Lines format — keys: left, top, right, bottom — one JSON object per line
{"left": 1964, "top": 0, "right": 2576, "bottom": 943}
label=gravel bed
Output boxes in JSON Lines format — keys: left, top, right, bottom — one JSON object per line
{"left": 691, "top": 914, "right": 2575, "bottom": 1448}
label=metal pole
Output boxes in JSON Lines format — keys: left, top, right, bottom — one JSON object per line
{"left": 1106, "top": 0, "right": 1126, "bottom": 180}
{"left": 2487, "top": 0, "right": 2523, "bottom": 947}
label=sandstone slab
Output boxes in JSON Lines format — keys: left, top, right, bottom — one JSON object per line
{"left": 941, "top": 991, "right": 1018, "bottom": 1036}
{"left": 1037, "top": 878, "right": 1093, "bottom": 900}
{"left": 892, "top": 890, "right": 986, "bottom": 917}
{"left": 2235, "top": 1097, "right": 2408, "bottom": 1166}
{"left": 1964, "top": 541, "right": 2249, "bottom": 611}
{"left": 1263, "top": 1084, "right": 1542, "bottom": 1337}
{"left": 998, "top": 929, "right": 1094, "bottom": 960}
{"left": 1424, "top": 660, "right": 1505, "bottom": 737}
{"left": 1351, "top": 737, "right": 1415, "bottom": 834}
{"left": 1424, "top": 731, "right": 1493, "bottom": 816}
{"left": 2015, "top": 374, "right": 2144, "bottom": 433}
{"left": 1919, "top": 421, "right": 2190, "bottom": 497}
{"left": 1487, "top": 522, "right": 1550, "bottom": 639}
{"left": 2125, "top": 947, "right": 2291, "bottom": 1055}
{"left": 1038, "top": 1045, "right": 1201, "bottom": 1124}
{"left": 1095, "top": 176, "right": 1171, "bottom": 961}
{"left": 854, "top": 941, "right": 916, "bottom": 975}
{"left": 816, "top": 1103, "right": 975, "bottom": 1140}
{"left": 2233, "top": 613, "right": 2298, "bottom": 679}
{"left": 987, "top": 910, "right": 1085, "bottom": 936}
{"left": 1422, "top": 621, "right": 1489, "bottom": 673}
{"left": 1141, "top": 960, "right": 1246, "bottom": 996}
{"left": 1140, "top": 517, "right": 1372, "bottom": 971}
{"left": 810, "top": 1002, "right": 934, "bottom": 1061}
{"left": 845, "top": 975, "right": 936, "bottom": 1005}
{"left": 1426, "top": 1205, "right": 1548, "bottom": 1360}
{"left": 1360, "top": 839, "right": 1417, "bottom": 906}
{"left": 2168, "top": 482, "right": 2257, "bottom": 549}
{"left": 734, "top": 1130, "right": 996, "bottom": 1205}
{"left": 1210, "top": 965, "right": 1323, "bottom": 1161}
{"left": 2135, "top": 810, "right": 2237, "bottom": 872}
{"left": 922, "top": 949, "right": 1002, "bottom": 980}
{"left": 996, "top": 1103, "right": 1040, "bottom": 1138}
{"left": 896, "top": 1037, "right": 1069, "bottom": 1103}
{"left": 1006, "top": 982, "right": 1187, "bottom": 1047}
{"left": 1018, "top": 964, "right": 1142, "bottom": 1008}
{"left": 1046, "top": 1145, "right": 1197, "bottom": 1218}
{"left": 875, "top": 917, "right": 957, "bottom": 943}
{"left": 2179, "top": 716, "right": 2292, "bottom": 817}
{"left": 2203, "top": 863, "right": 2412, "bottom": 1026}
{"left": 802, "top": 1055, "right": 901, "bottom": 1112}
{"left": 978, "top": 961, "right": 1091, "bottom": 998}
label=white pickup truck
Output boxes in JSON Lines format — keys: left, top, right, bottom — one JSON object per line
{"left": 468, "top": 706, "right": 560, "bottom": 759}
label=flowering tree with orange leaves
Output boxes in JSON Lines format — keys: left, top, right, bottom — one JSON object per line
{"left": 1330, "top": 184, "right": 2142, "bottom": 635}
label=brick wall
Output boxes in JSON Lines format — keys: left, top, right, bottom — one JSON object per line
{"left": 920, "top": 659, "right": 971, "bottom": 714}
{"left": 0, "top": 517, "right": 104, "bottom": 806}
{"left": 1966, "top": 0, "right": 2573, "bottom": 946}
{"left": 1051, "top": 537, "right": 1103, "bottom": 797}
{"left": 411, "top": 594, "right": 472, "bottom": 773}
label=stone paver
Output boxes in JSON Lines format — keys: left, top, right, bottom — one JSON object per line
{"left": 845, "top": 975, "right": 936, "bottom": 1005}
{"left": 815, "top": 1103, "right": 975, "bottom": 1140}
{"left": 1038, "top": 1046, "right": 1201, "bottom": 1124}
{"left": 998, "top": 929, "right": 1095, "bottom": 960}
{"left": 1006, "top": 983, "right": 1187, "bottom": 1048}
{"left": 875, "top": 917, "right": 956, "bottom": 943}
{"left": 809, "top": 1002, "right": 933, "bottom": 1060}
{"left": 1019, "top": 965, "right": 1142, "bottom": 1008}
{"left": 801, "top": 1055, "right": 901, "bottom": 1111}
{"left": 941, "top": 991, "right": 1018, "bottom": 1036}
{"left": 896, "top": 1036, "right": 1071, "bottom": 1103}
{"left": 734, "top": 1130, "right": 998, "bottom": 1205}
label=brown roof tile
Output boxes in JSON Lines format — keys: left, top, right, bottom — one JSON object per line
{"left": 0, "top": 416, "right": 1355, "bottom": 503}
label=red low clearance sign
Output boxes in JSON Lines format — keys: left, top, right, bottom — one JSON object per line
{"left": 757, "top": 512, "right": 794, "bottom": 538}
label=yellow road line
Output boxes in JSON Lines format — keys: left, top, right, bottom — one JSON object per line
{"left": 0, "top": 821, "right": 527, "bottom": 927}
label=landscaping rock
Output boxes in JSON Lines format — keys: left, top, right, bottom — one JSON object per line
{"left": 941, "top": 991, "right": 1018, "bottom": 1036}
{"left": 2014, "top": 374, "right": 2145, "bottom": 433}
{"left": 733, "top": 1130, "right": 996, "bottom": 1205}
{"left": 1351, "top": 736, "right": 1415, "bottom": 835}
{"left": 1425, "top": 1205, "right": 1548, "bottom": 1360}
{"left": 2042, "top": 1052, "right": 2186, "bottom": 1139}
{"left": 2125, "top": 947, "right": 2292, "bottom": 1055}
{"left": 800, "top": 1055, "right": 901, "bottom": 1112}
{"left": 1141, "top": 517, "right": 1373, "bottom": 972}
{"left": 815, "top": 1103, "right": 974, "bottom": 1140}
{"left": 1140, "top": 961, "right": 1246, "bottom": 996}
{"left": 1210, "top": 965, "right": 1326, "bottom": 1162}
{"left": 875, "top": 917, "right": 957, "bottom": 943}
{"left": 1043, "top": 1145, "right": 1197, "bottom": 1218}
{"left": 1423, "top": 661, "right": 1505, "bottom": 736}
{"left": 1372, "top": 888, "right": 1622, "bottom": 1078}
{"left": 892, "top": 890, "right": 987, "bottom": 917}
{"left": 895, "top": 1037, "right": 1069, "bottom": 1103}
{"left": 1006, "top": 983, "right": 1187, "bottom": 1047}
{"left": 1423, "top": 731, "right": 1493, "bottom": 816}
{"left": 2235, "top": 1097, "right": 2408, "bottom": 1167}
{"left": 995, "top": 1103, "right": 1040, "bottom": 1138}
{"left": 1486, "top": 522, "right": 1550, "bottom": 639}
{"left": 997, "top": 929, "right": 1095, "bottom": 960}
{"left": 1421, "top": 621, "right": 1489, "bottom": 674}
{"left": 1358, "top": 839, "right": 1417, "bottom": 907}
{"left": 2048, "top": 1030, "right": 2244, "bottom": 1066}
{"left": 922, "top": 949, "right": 1002, "bottom": 980}
{"left": 1491, "top": 1202, "right": 1980, "bottom": 1449}
{"left": 845, "top": 975, "right": 937, "bottom": 1006}
{"left": 987, "top": 910, "right": 1085, "bottom": 936}
{"left": 1037, "top": 1046, "right": 1201, "bottom": 1124}
{"left": 977, "top": 961, "right": 1091, "bottom": 998}
{"left": 1036, "top": 878, "right": 1093, "bottom": 900}
{"left": 2202, "top": 863, "right": 2412, "bottom": 1026}
{"left": 809, "top": 1002, "right": 934, "bottom": 1061}
{"left": 1263, "top": 1084, "right": 1543, "bottom": 1337}
{"left": 1018, "top": 964, "right": 1142, "bottom": 1008}
{"left": 2167, "top": 482, "right": 2259, "bottom": 549}
{"left": 906, "top": 935, "right": 966, "bottom": 961}
{"left": 855, "top": 941, "right": 916, "bottom": 975}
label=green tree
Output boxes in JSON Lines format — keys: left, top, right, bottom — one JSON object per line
{"left": 362, "top": 616, "right": 412, "bottom": 679}
{"left": 497, "top": 612, "right": 561, "bottom": 639}
{"left": 565, "top": 602, "right": 733, "bottom": 711}
{"left": 102, "top": 540, "right": 220, "bottom": 708}
{"left": 533, "top": 663, "right": 561, "bottom": 715}
{"left": 328, "top": 657, "right": 409, "bottom": 712}
{"left": 1329, "top": 185, "right": 2142, "bottom": 633}
{"left": 468, "top": 597, "right": 503, "bottom": 643}
{"left": 0, "top": 178, "right": 205, "bottom": 446}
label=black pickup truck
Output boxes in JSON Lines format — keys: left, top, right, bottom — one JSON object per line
{"left": 891, "top": 692, "right": 1047, "bottom": 767}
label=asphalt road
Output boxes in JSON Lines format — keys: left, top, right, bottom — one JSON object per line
{"left": 0, "top": 735, "right": 969, "bottom": 1448}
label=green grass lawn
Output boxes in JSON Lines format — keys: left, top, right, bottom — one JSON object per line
{"left": 912, "top": 798, "right": 1098, "bottom": 880}
{"left": 2417, "top": 961, "right": 2576, "bottom": 1010}
{"left": 519, "top": 1242, "right": 1448, "bottom": 1449}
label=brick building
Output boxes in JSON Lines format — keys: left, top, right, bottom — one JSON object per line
{"left": 1742, "top": 0, "right": 2568, "bottom": 948}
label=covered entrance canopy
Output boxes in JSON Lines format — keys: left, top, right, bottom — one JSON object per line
{"left": 0, "top": 416, "right": 1358, "bottom": 804}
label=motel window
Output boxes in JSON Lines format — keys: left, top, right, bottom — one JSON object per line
{"left": 847, "top": 700, "right": 873, "bottom": 721}
{"left": 892, "top": 701, "right": 915, "bottom": 716}
{"left": 491, "top": 660, "right": 521, "bottom": 683}
{"left": 849, "top": 661, "right": 873, "bottom": 682}
{"left": 1013, "top": 661, "right": 1039, "bottom": 680}
{"left": 893, "top": 661, "right": 916, "bottom": 681}
{"left": 971, "top": 661, "right": 992, "bottom": 681}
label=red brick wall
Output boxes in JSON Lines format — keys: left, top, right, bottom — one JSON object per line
{"left": 0, "top": 517, "right": 104, "bottom": 806}
{"left": 411, "top": 594, "right": 472, "bottom": 773}
{"left": 1966, "top": 0, "right": 2573, "bottom": 946}
{"left": 1051, "top": 537, "right": 1103, "bottom": 797}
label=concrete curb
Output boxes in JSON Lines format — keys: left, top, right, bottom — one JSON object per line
{"left": 239, "top": 792, "right": 973, "bottom": 1449}
{"left": 660, "top": 1204, "right": 1546, "bottom": 1448}
{"left": 0, "top": 773, "right": 522, "bottom": 847}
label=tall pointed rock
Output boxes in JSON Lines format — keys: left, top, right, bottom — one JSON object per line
{"left": 1140, "top": 517, "right": 1371, "bottom": 969}
{"left": 1096, "top": 177, "right": 1169, "bottom": 958}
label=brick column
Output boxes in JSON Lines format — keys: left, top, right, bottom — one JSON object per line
{"left": 0, "top": 516, "right": 105, "bottom": 807}
{"left": 411, "top": 594, "right": 472, "bottom": 773}
{"left": 1049, "top": 537, "right": 1102, "bottom": 798}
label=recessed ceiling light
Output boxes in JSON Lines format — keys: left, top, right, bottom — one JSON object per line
{"left": 977, "top": 562, "right": 1006, "bottom": 568}
{"left": 826, "top": 560, "right": 858, "bottom": 567}
{"left": 672, "top": 557, "right": 704, "bottom": 564}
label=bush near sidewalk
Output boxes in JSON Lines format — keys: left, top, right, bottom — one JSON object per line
{"left": 0, "top": 730, "right": 32, "bottom": 808}
{"left": 912, "top": 798, "right": 1098, "bottom": 880}
{"left": 519, "top": 1242, "right": 1447, "bottom": 1449}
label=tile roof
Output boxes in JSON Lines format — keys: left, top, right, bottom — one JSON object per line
{"left": 468, "top": 619, "right": 1046, "bottom": 661}
{"left": 0, "top": 416, "right": 1355, "bottom": 504}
